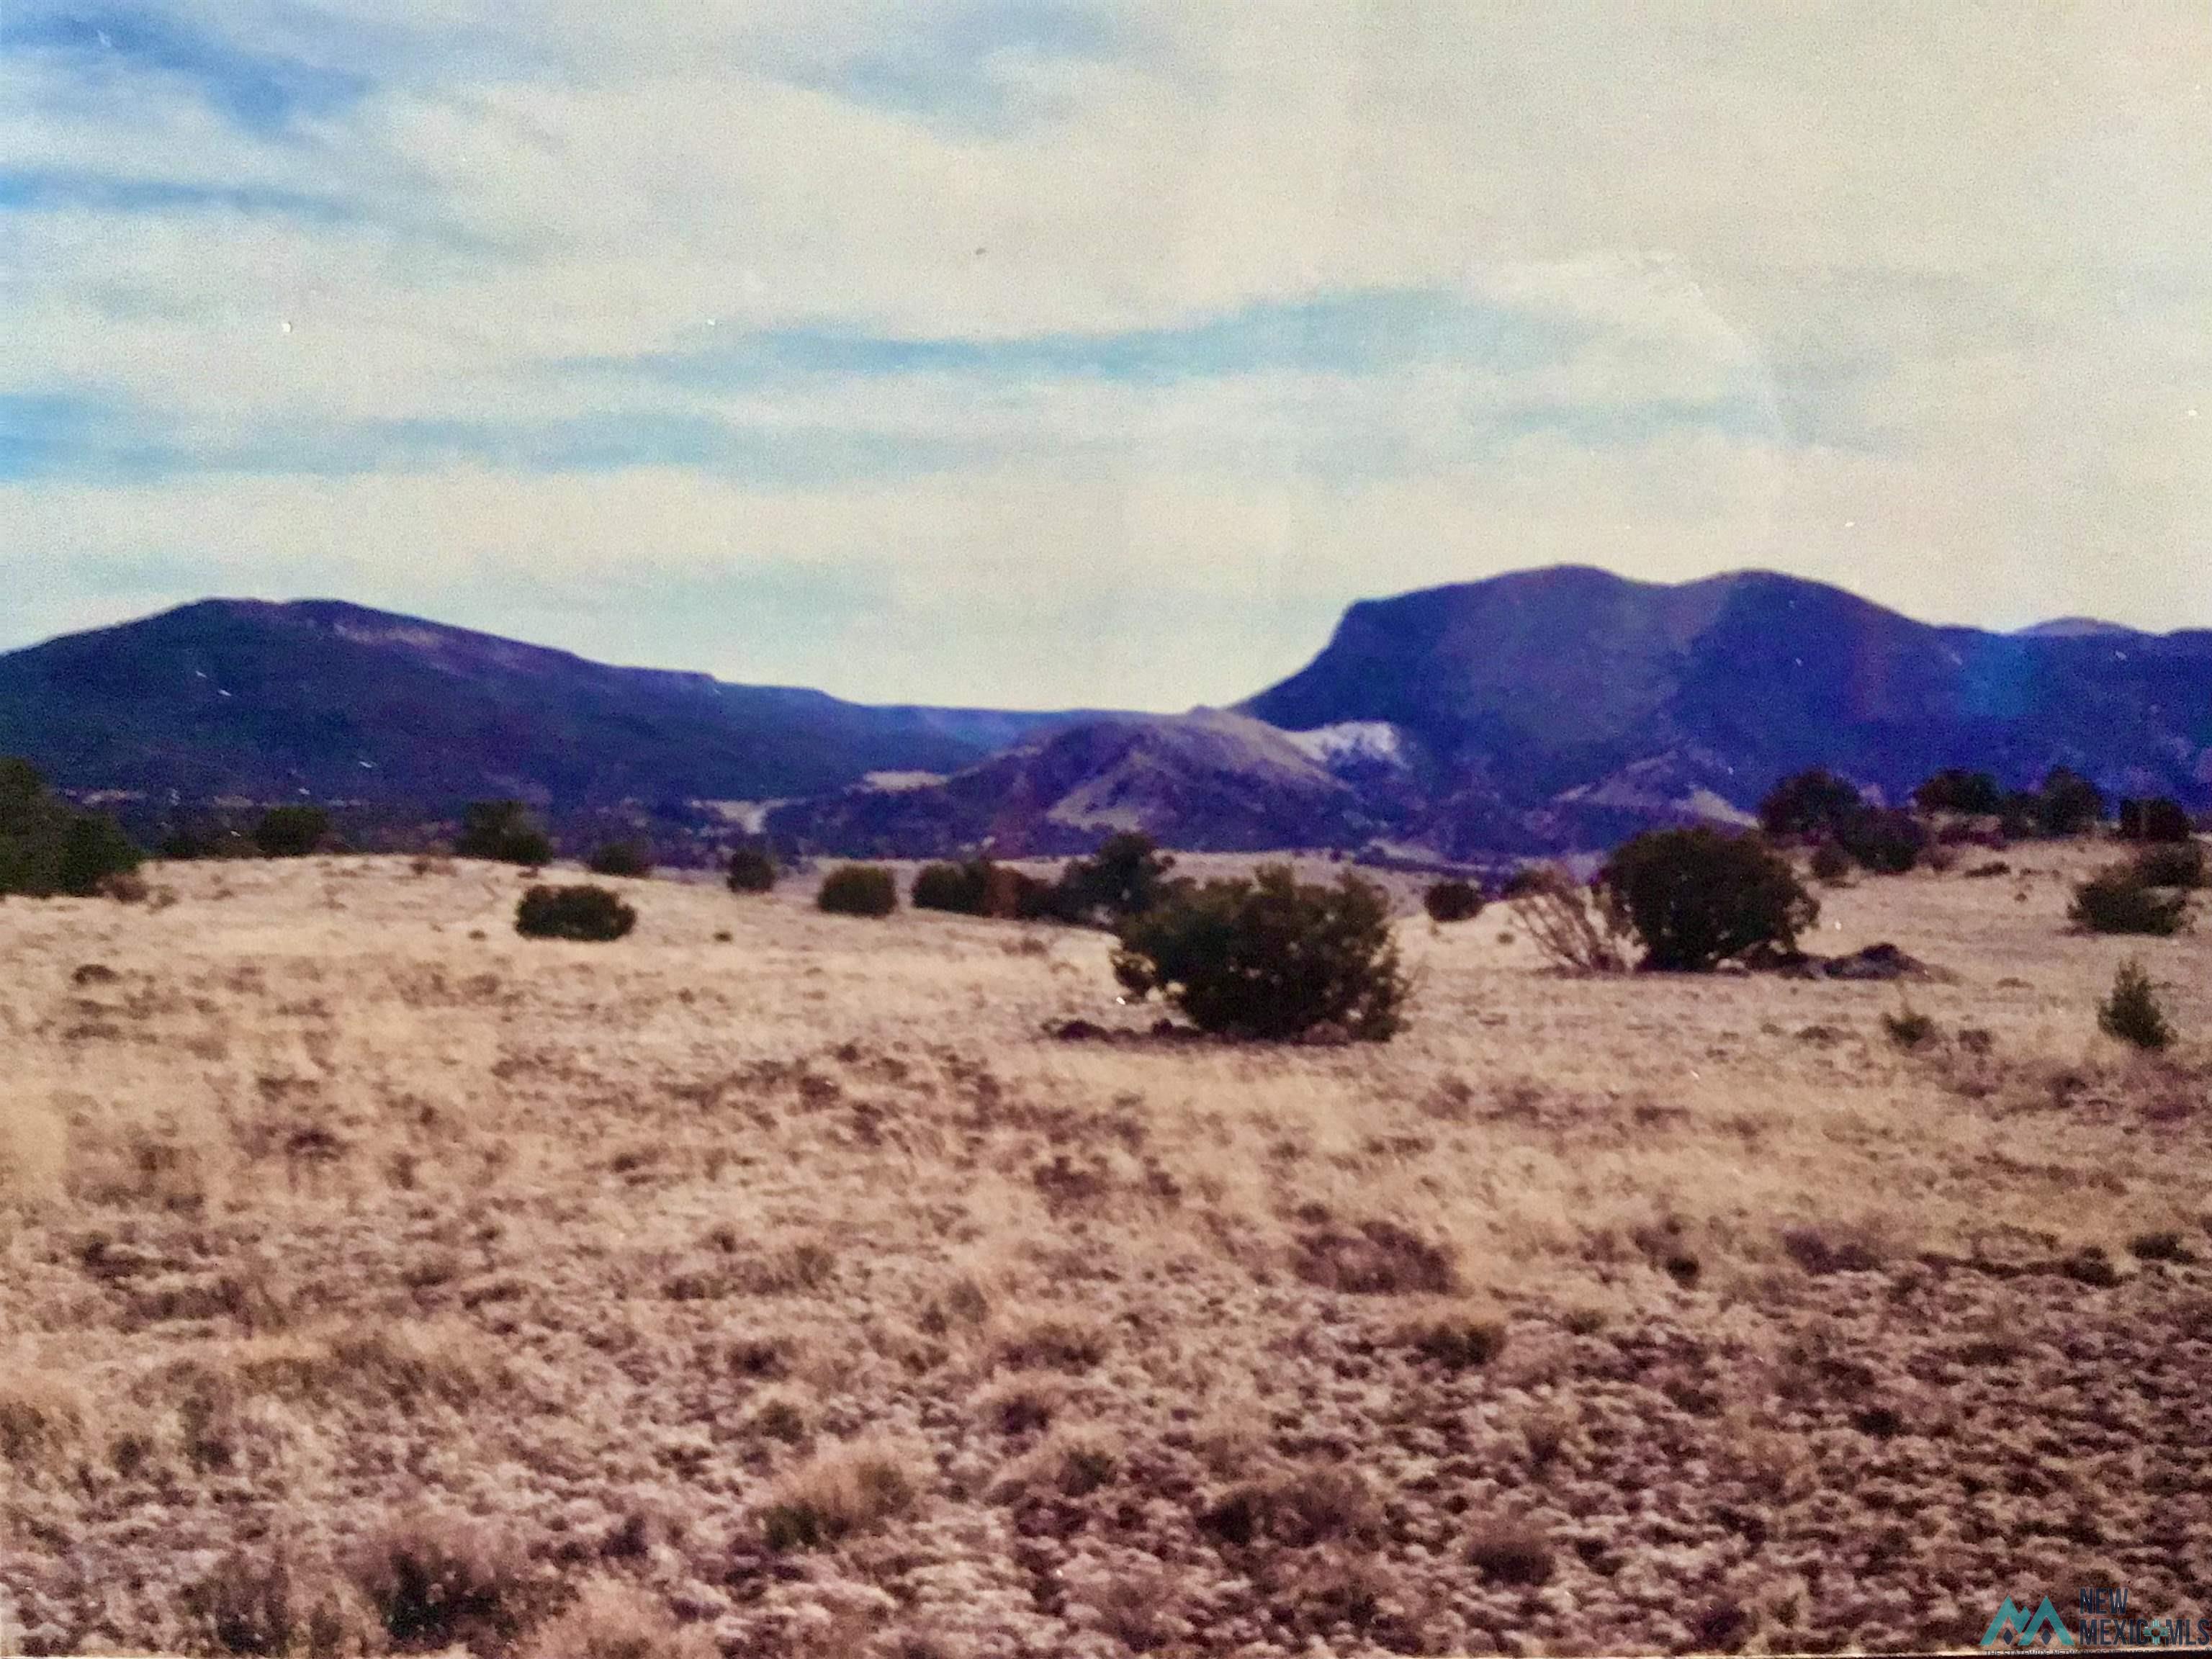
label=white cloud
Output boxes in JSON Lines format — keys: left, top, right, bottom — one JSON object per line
{"left": 6, "top": 1, "right": 2212, "bottom": 701}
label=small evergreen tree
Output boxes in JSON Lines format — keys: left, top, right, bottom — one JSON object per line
{"left": 0, "top": 757, "right": 141, "bottom": 897}
{"left": 1423, "top": 878, "right": 1484, "bottom": 923}
{"left": 1835, "top": 806, "right": 1926, "bottom": 875}
{"left": 515, "top": 884, "right": 636, "bottom": 941}
{"left": 253, "top": 804, "right": 330, "bottom": 858}
{"left": 2038, "top": 768, "right": 2105, "bottom": 837}
{"left": 2098, "top": 959, "right": 2173, "bottom": 1051}
{"left": 817, "top": 865, "right": 898, "bottom": 917}
{"left": 2118, "top": 797, "right": 2192, "bottom": 844}
{"left": 585, "top": 840, "right": 652, "bottom": 878}
{"left": 1598, "top": 827, "right": 1818, "bottom": 972}
{"left": 727, "top": 846, "right": 778, "bottom": 893}
{"left": 2069, "top": 865, "right": 2189, "bottom": 936}
{"left": 1758, "top": 769, "right": 1863, "bottom": 840}
{"left": 457, "top": 801, "right": 554, "bottom": 865}
{"left": 1913, "top": 768, "right": 2003, "bottom": 816}
{"left": 1112, "top": 866, "right": 1406, "bottom": 1040}
{"left": 1056, "top": 832, "right": 1176, "bottom": 925}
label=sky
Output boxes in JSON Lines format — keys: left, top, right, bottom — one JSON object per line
{"left": 4, "top": 3, "right": 2211, "bottom": 709}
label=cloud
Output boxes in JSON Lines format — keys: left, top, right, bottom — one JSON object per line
{"left": 5, "top": 2, "right": 2212, "bottom": 704}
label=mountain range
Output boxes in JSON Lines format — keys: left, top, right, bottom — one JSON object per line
{"left": 5, "top": 569, "right": 2208, "bottom": 858}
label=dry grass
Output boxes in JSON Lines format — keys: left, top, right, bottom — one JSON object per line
{"left": 0, "top": 848, "right": 2207, "bottom": 1654}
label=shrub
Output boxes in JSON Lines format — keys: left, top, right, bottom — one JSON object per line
{"left": 1835, "top": 806, "right": 1926, "bottom": 875}
{"left": 2069, "top": 866, "right": 2188, "bottom": 936}
{"left": 2099, "top": 959, "right": 2173, "bottom": 1051}
{"left": 1597, "top": 827, "right": 1818, "bottom": 972}
{"left": 1509, "top": 864, "right": 1631, "bottom": 973}
{"left": 457, "top": 800, "right": 554, "bottom": 866}
{"left": 1914, "top": 768, "right": 2002, "bottom": 816}
{"left": 817, "top": 864, "right": 897, "bottom": 917}
{"left": 1882, "top": 1000, "right": 1937, "bottom": 1050}
{"left": 726, "top": 846, "right": 777, "bottom": 894}
{"left": 1112, "top": 866, "right": 1406, "bottom": 1040}
{"left": 1997, "top": 789, "right": 2047, "bottom": 840}
{"left": 0, "top": 758, "right": 142, "bottom": 898}
{"left": 1465, "top": 1518, "right": 1555, "bottom": 1586}
{"left": 2120, "top": 797, "right": 2193, "bottom": 843}
{"left": 1055, "top": 832, "right": 1175, "bottom": 924}
{"left": 253, "top": 804, "right": 331, "bottom": 858}
{"left": 516, "top": 884, "right": 636, "bottom": 941}
{"left": 585, "top": 840, "right": 652, "bottom": 878}
{"left": 55, "top": 812, "right": 143, "bottom": 897}
{"left": 349, "top": 1511, "right": 538, "bottom": 1655}
{"left": 2038, "top": 767, "right": 2105, "bottom": 837}
{"left": 1758, "top": 768, "right": 1861, "bottom": 840}
{"left": 912, "top": 860, "right": 986, "bottom": 914}
{"left": 1809, "top": 840, "right": 1853, "bottom": 884}
{"left": 1423, "top": 878, "right": 1484, "bottom": 923}
{"left": 760, "top": 1438, "right": 924, "bottom": 1550}
{"left": 2131, "top": 841, "right": 2207, "bottom": 889}
{"left": 518, "top": 1577, "right": 715, "bottom": 1659}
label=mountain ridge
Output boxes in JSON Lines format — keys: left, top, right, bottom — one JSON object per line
{"left": 6, "top": 572, "right": 2208, "bottom": 857}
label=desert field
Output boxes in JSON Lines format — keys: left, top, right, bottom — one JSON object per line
{"left": 1, "top": 848, "right": 2208, "bottom": 1656}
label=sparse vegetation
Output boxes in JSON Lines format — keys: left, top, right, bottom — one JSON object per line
{"left": 760, "top": 1438, "right": 924, "bottom": 1550}
{"left": 2120, "top": 796, "right": 2192, "bottom": 843}
{"left": 349, "top": 1511, "right": 537, "bottom": 1655}
{"left": 1598, "top": 827, "right": 1818, "bottom": 971}
{"left": 1809, "top": 839, "right": 1853, "bottom": 884}
{"left": 2038, "top": 766, "right": 2105, "bottom": 836}
{"left": 253, "top": 804, "right": 331, "bottom": 858}
{"left": 1836, "top": 805, "right": 1926, "bottom": 875}
{"left": 1882, "top": 999, "right": 1938, "bottom": 1050}
{"left": 1422, "top": 877, "right": 1483, "bottom": 923}
{"left": 2131, "top": 840, "right": 2206, "bottom": 890}
{"left": 457, "top": 799, "right": 554, "bottom": 866}
{"left": 585, "top": 839, "right": 652, "bottom": 878}
{"left": 1915, "top": 768, "right": 2002, "bottom": 816}
{"left": 1056, "top": 831, "right": 1177, "bottom": 924}
{"left": 516, "top": 883, "right": 637, "bottom": 940}
{"left": 0, "top": 757, "right": 142, "bottom": 897}
{"left": 817, "top": 863, "right": 898, "bottom": 917}
{"left": 2099, "top": 959, "right": 2174, "bottom": 1051}
{"left": 1509, "top": 863, "right": 1631, "bottom": 974}
{"left": 1112, "top": 865, "right": 1406, "bottom": 1040}
{"left": 726, "top": 845, "right": 777, "bottom": 893}
{"left": 2070, "top": 864, "right": 2190, "bottom": 936}
{"left": 1758, "top": 768, "right": 1863, "bottom": 840}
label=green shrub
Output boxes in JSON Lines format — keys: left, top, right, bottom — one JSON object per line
{"left": 2099, "top": 959, "right": 2173, "bottom": 1051}
{"left": 727, "top": 846, "right": 777, "bottom": 894}
{"left": 456, "top": 800, "right": 554, "bottom": 866}
{"left": 349, "top": 1511, "right": 537, "bottom": 1655}
{"left": 2131, "top": 841, "right": 2206, "bottom": 890}
{"left": 253, "top": 804, "right": 331, "bottom": 858}
{"left": 1997, "top": 789, "right": 2047, "bottom": 840}
{"left": 585, "top": 840, "right": 652, "bottom": 878}
{"left": 515, "top": 884, "right": 636, "bottom": 941}
{"left": 817, "top": 865, "right": 898, "bottom": 917}
{"left": 2120, "top": 798, "right": 2193, "bottom": 844}
{"left": 1882, "top": 1000, "right": 1937, "bottom": 1050}
{"left": 2069, "top": 866, "right": 2188, "bottom": 936}
{"left": 1835, "top": 806, "right": 1925, "bottom": 875}
{"left": 1055, "top": 832, "right": 1176, "bottom": 925}
{"left": 912, "top": 859, "right": 991, "bottom": 915}
{"left": 0, "top": 758, "right": 141, "bottom": 897}
{"left": 1597, "top": 827, "right": 1818, "bottom": 972}
{"left": 1914, "top": 768, "right": 2002, "bottom": 816}
{"left": 2038, "top": 767, "right": 2105, "bottom": 837}
{"left": 1423, "top": 878, "right": 1484, "bottom": 923}
{"left": 1758, "top": 768, "right": 1861, "bottom": 840}
{"left": 1111, "top": 865, "right": 1406, "bottom": 1040}
{"left": 1809, "top": 840, "right": 1853, "bottom": 884}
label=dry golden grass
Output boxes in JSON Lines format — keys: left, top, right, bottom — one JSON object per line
{"left": 1, "top": 846, "right": 2208, "bottom": 1655}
